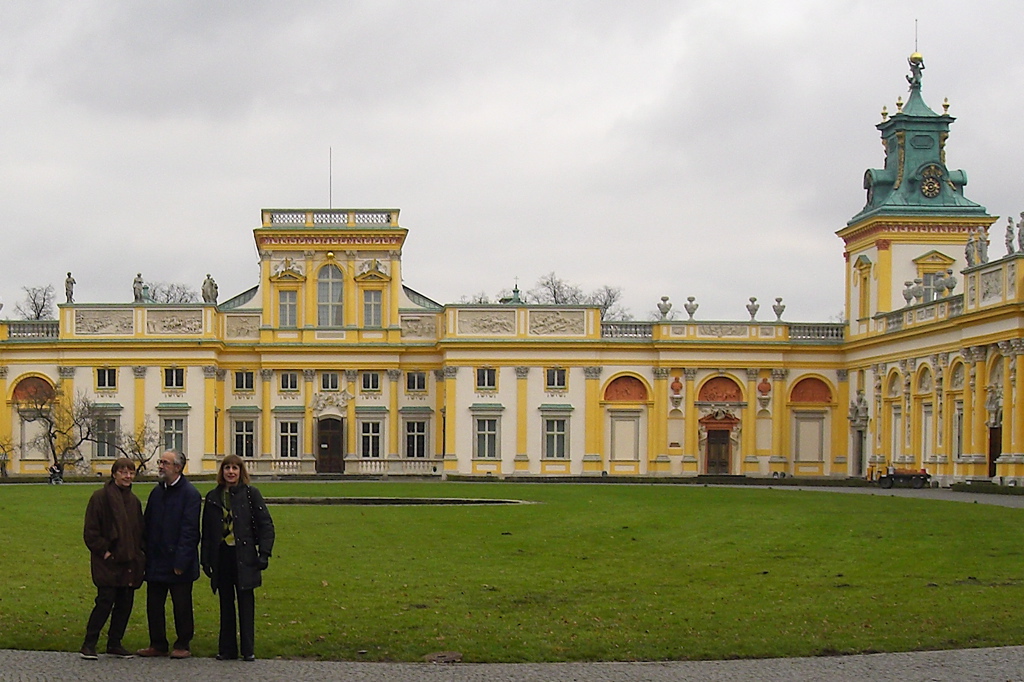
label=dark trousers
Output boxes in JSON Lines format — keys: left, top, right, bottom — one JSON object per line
{"left": 145, "top": 580, "right": 194, "bottom": 651}
{"left": 83, "top": 586, "right": 135, "bottom": 649}
{"left": 217, "top": 543, "right": 256, "bottom": 658}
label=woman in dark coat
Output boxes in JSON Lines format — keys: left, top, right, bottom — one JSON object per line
{"left": 81, "top": 457, "right": 145, "bottom": 659}
{"left": 200, "top": 455, "right": 275, "bottom": 661}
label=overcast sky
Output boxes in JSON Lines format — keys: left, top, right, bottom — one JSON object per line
{"left": 1, "top": 1, "right": 1021, "bottom": 322}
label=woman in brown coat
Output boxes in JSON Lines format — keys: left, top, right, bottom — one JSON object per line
{"left": 81, "top": 457, "right": 145, "bottom": 659}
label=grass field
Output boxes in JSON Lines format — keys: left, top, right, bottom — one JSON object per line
{"left": 2, "top": 480, "right": 1024, "bottom": 662}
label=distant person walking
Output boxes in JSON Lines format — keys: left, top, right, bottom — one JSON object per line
{"left": 80, "top": 458, "right": 145, "bottom": 660}
{"left": 137, "top": 450, "right": 201, "bottom": 660}
{"left": 201, "top": 455, "right": 275, "bottom": 661}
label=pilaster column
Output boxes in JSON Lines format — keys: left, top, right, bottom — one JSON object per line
{"left": 652, "top": 368, "right": 670, "bottom": 465}
{"left": 260, "top": 369, "right": 274, "bottom": 457}
{"left": 0, "top": 367, "right": 8, "bottom": 446}
{"left": 387, "top": 369, "right": 401, "bottom": 457}
{"left": 584, "top": 366, "right": 603, "bottom": 463}
{"left": 303, "top": 369, "right": 316, "bottom": 459}
{"left": 835, "top": 369, "right": 850, "bottom": 468}
{"left": 434, "top": 369, "right": 446, "bottom": 457}
{"left": 1014, "top": 340, "right": 1024, "bottom": 457}
{"left": 970, "top": 346, "right": 988, "bottom": 461}
{"left": 683, "top": 368, "right": 698, "bottom": 458}
{"left": 202, "top": 366, "right": 218, "bottom": 457}
{"left": 515, "top": 367, "right": 530, "bottom": 459}
{"left": 743, "top": 368, "right": 759, "bottom": 460}
{"left": 771, "top": 369, "right": 790, "bottom": 467}
{"left": 303, "top": 251, "right": 316, "bottom": 330}
{"left": 998, "top": 342, "right": 1014, "bottom": 460}
{"left": 132, "top": 366, "right": 148, "bottom": 433}
{"left": 343, "top": 251, "right": 358, "bottom": 328}
{"left": 345, "top": 369, "right": 358, "bottom": 455}
{"left": 443, "top": 367, "right": 459, "bottom": 470}
{"left": 388, "top": 250, "right": 402, "bottom": 329}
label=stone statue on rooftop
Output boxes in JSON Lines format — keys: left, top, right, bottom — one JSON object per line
{"left": 65, "top": 272, "right": 75, "bottom": 304}
{"left": 1018, "top": 212, "right": 1024, "bottom": 253}
{"left": 201, "top": 274, "right": 218, "bottom": 304}
{"left": 1006, "top": 217, "right": 1016, "bottom": 256}
{"left": 133, "top": 273, "right": 144, "bottom": 303}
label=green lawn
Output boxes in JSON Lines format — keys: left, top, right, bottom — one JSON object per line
{"left": 2, "top": 481, "right": 1023, "bottom": 662}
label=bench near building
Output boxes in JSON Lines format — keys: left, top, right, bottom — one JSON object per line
{"left": 2, "top": 54, "right": 1022, "bottom": 486}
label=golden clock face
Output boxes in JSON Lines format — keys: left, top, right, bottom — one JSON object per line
{"left": 921, "top": 177, "right": 941, "bottom": 198}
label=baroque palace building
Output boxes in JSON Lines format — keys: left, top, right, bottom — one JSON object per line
{"left": 3, "top": 54, "right": 1022, "bottom": 484}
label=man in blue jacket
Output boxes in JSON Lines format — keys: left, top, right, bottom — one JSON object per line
{"left": 136, "top": 450, "right": 202, "bottom": 659}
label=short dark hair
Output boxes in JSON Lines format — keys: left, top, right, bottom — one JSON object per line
{"left": 111, "top": 457, "right": 136, "bottom": 476}
{"left": 216, "top": 454, "right": 250, "bottom": 486}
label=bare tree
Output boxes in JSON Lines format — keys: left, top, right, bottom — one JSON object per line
{"left": 588, "top": 285, "right": 630, "bottom": 321}
{"left": 14, "top": 285, "right": 55, "bottom": 320}
{"left": 458, "top": 291, "right": 491, "bottom": 304}
{"left": 115, "top": 417, "right": 163, "bottom": 475}
{"left": 20, "top": 391, "right": 102, "bottom": 467}
{"left": 0, "top": 435, "right": 16, "bottom": 477}
{"left": 527, "top": 273, "right": 632, "bottom": 320}
{"left": 148, "top": 282, "right": 199, "bottom": 304}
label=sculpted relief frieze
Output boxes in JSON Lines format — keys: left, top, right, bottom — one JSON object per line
{"left": 457, "top": 310, "right": 516, "bottom": 335}
{"left": 146, "top": 310, "right": 203, "bottom": 335}
{"left": 226, "top": 315, "right": 260, "bottom": 338}
{"left": 697, "top": 324, "right": 747, "bottom": 338}
{"left": 401, "top": 315, "right": 438, "bottom": 339}
{"left": 528, "top": 310, "right": 585, "bottom": 336}
{"left": 75, "top": 309, "right": 134, "bottom": 335}
{"left": 980, "top": 271, "right": 1003, "bottom": 303}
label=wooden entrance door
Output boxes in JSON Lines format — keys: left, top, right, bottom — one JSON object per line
{"left": 706, "top": 429, "right": 730, "bottom": 475}
{"left": 317, "top": 418, "right": 345, "bottom": 473}
{"left": 989, "top": 426, "right": 1002, "bottom": 478}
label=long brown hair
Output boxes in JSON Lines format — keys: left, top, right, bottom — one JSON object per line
{"left": 216, "top": 454, "right": 251, "bottom": 486}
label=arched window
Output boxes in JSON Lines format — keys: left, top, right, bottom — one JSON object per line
{"left": 317, "top": 265, "right": 344, "bottom": 327}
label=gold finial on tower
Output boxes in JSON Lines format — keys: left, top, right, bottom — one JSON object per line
{"left": 895, "top": 96, "right": 904, "bottom": 113}
{"left": 880, "top": 105, "right": 889, "bottom": 121}
{"left": 942, "top": 97, "right": 950, "bottom": 114}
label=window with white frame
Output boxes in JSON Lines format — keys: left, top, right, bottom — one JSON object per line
{"left": 545, "top": 368, "right": 567, "bottom": 391}
{"left": 280, "top": 371, "right": 298, "bottom": 391}
{"left": 163, "top": 368, "right": 185, "bottom": 390}
{"left": 476, "top": 368, "right": 497, "bottom": 391}
{"left": 406, "top": 371, "right": 426, "bottom": 392}
{"left": 279, "top": 290, "right": 297, "bottom": 328}
{"left": 544, "top": 417, "right": 568, "bottom": 458}
{"left": 363, "top": 289, "right": 382, "bottom": 327}
{"left": 360, "top": 421, "right": 382, "bottom": 458}
{"left": 94, "top": 417, "right": 119, "bottom": 458}
{"left": 317, "top": 264, "right": 345, "bottom": 327}
{"left": 97, "top": 368, "right": 117, "bottom": 391}
{"left": 405, "top": 420, "right": 428, "bottom": 458}
{"left": 233, "top": 420, "right": 255, "bottom": 458}
{"left": 361, "top": 371, "right": 380, "bottom": 392}
{"left": 234, "top": 371, "right": 254, "bottom": 392}
{"left": 474, "top": 417, "right": 499, "bottom": 458}
{"left": 321, "top": 372, "right": 339, "bottom": 391}
{"left": 279, "top": 420, "right": 300, "bottom": 457}
{"left": 162, "top": 417, "right": 185, "bottom": 452}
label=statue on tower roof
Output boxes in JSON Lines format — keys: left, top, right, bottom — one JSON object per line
{"left": 906, "top": 52, "right": 924, "bottom": 89}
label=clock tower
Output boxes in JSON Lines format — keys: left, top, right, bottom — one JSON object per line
{"left": 837, "top": 53, "right": 995, "bottom": 337}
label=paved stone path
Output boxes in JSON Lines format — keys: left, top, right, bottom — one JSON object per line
{"left": 5, "top": 485, "right": 1024, "bottom": 681}
{"left": 2, "top": 646, "right": 1024, "bottom": 681}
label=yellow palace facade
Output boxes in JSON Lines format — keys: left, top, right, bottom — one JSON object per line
{"left": 3, "top": 54, "right": 1023, "bottom": 485}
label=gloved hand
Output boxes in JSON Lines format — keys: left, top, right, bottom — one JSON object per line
{"left": 257, "top": 556, "right": 269, "bottom": 571}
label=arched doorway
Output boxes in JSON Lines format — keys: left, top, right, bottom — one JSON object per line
{"left": 317, "top": 417, "right": 345, "bottom": 473}
{"left": 697, "top": 377, "right": 743, "bottom": 475}
{"left": 603, "top": 376, "right": 649, "bottom": 470}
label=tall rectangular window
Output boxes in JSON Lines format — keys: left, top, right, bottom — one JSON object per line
{"left": 476, "top": 368, "right": 497, "bottom": 391}
{"left": 545, "top": 368, "right": 567, "bottom": 391}
{"left": 317, "top": 264, "right": 345, "bottom": 326}
{"left": 544, "top": 418, "right": 567, "bottom": 458}
{"left": 321, "top": 372, "right": 339, "bottom": 391}
{"left": 361, "top": 421, "right": 382, "bottom": 458}
{"left": 279, "top": 290, "right": 297, "bottom": 328}
{"left": 95, "top": 417, "right": 118, "bottom": 458}
{"left": 162, "top": 418, "right": 185, "bottom": 452}
{"left": 361, "top": 372, "right": 380, "bottom": 392}
{"left": 279, "top": 421, "right": 299, "bottom": 457}
{"left": 363, "top": 290, "right": 382, "bottom": 327}
{"left": 233, "top": 420, "right": 255, "bottom": 458}
{"left": 405, "top": 420, "right": 427, "bottom": 458}
{"left": 97, "top": 368, "right": 117, "bottom": 390}
{"left": 163, "top": 368, "right": 185, "bottom": 390}
{"left": 406, "top": 371, "right": 426, "bottom": 392}
{"left": 234, "top": 371, "right": 254, "bottom": 391}
{"left": 475, "top": 418, "right": 498, "bottom": 459}
{"left": 280, "top": 371, "right": 298, "bottom": 391}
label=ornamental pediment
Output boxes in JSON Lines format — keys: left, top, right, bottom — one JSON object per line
{"left": 270, "top": 257, "right": 305, "bottom": 282}
{"left": 354, "top": 258, "right": 391, "bottom": 282}
{"left": 912, "top": 250, "right": 955, "bottom": 267}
